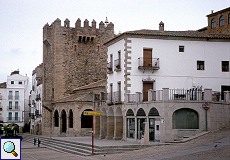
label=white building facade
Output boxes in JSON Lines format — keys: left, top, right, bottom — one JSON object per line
{"left": 29, "top": 64, "right": 43, "bottom": 134}
{"left": 103, "top": 22, "right": 230, "bottom": 142}
{"left": 0, "top": 71, "right": 30, "bottom": 130}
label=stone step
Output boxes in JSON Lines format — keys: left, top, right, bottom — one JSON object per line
{"left": 22, "top": 134, "right": 150, "bottom": 156}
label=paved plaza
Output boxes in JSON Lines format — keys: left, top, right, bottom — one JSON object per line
{"left": 22, "top": 128, "right": 230, "bottom": 160}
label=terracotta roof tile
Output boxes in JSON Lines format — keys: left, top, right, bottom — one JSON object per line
{"left": 105, "top": 29, "right": 230, "bottom": 46}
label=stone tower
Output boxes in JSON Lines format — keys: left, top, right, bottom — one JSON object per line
{"left": 42, "top": 18, "right": 114, "bottom": 135}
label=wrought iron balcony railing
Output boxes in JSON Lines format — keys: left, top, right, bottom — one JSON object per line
{"left": 138, "top": 57, "right": 160, "bottom": 70}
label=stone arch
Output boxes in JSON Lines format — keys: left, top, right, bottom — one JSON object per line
{"left": 126, "top": 108, "right": 134, "bottom": 116}
{"left": 148, "top": 107, "right": 160, "bottom": 116}
{"left": 136, "top": 108, "right": 146, "bottom": 139}
{"left": 115, "top": 107, "right": 122, "bottom": 116}
{"left": 108, "top": 107, "right": 114, "bottom": 116}
{"left": 126, "top": 108, "right": 135, "bottom": 139}
{"left": 61, "top": 109, "right": 67, "bottom": 133}
{"left": 172, "top": 108, "right": 199, "bottom": 129}
{"left": 136, "top": 108, "right": 146, "bottom": 116}
{"left": 54, "top": 110, "right": 59, "bottom": 127}
{"left": 81, "top": 109, "right": 93, "bottom": 128}
{"left": 68, "top": 109, "right": 73, "bottom": 128}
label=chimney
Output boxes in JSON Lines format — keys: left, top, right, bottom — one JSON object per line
{"left": 159, "top": 21, "right": 164, "bottom": 31}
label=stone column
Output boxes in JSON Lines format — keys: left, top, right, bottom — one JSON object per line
{"left": 141, "top": 122, "right": 150, "bottom": 145}
{"left": 94, "top": 116, "right": 100, "bottom": 138}
{"left": 99, "top": 116, "right": 107, "bottom": 139}
{"left": 162, "top": 88, "right": 169, "bottom": 101}
{"left": 123, "top": 116, "right": 127, "bottom": 140}
{"left": 135, "top": 116, "right": 137, "bottom": 140}
{"left": 224, "top": 91, "right": 230, "bottom": 102}
{"left": 106, "top": 116, "right": 114, "bottom": 139}
{"left": 66, "top": 116, "right": 69, "bottom": 134}
{"left": 204, "top": 89, "right": 212, "bottom": 101}
{"left": 114, "top": 116, "right": 123, "bottom": 140}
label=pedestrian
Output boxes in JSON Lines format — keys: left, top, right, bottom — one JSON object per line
{"left": 38, "top": 138, "right": 41, "bottom": 147}
{"left": 34, "top": 138, "right": 36, "bottom": 146}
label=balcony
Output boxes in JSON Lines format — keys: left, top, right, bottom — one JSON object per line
{"left": 113, "top": 91, "right": 122, "bottom": 104}
{"left": 138, "top": 57, "right": 160, "bottom": 72}
{"left": 106, "top": 91, "right": 122, "bottom": 105}
{"left": 107, "top": 62, "right": 113, "bottom": 73}
{"left": 114, "top": 59, "right": 121, "bottom": 71}
{"left": 29, "top": 113, "right": 35, "bottom": 119}
{"left": 15, "top": 95, "right": 19, "bottom": 100}
{"left": 7, "top": 117, "right": 20, "bottom": 122}
{"left": 36, "top": 94, "right": 41, "bottom": 101}
{"left": 7, "top": 106, "right": 20, "bottom": 110}
{"left": 8, "top": 95, "right": 13, "bottom": 100}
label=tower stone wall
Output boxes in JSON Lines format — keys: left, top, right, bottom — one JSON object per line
{"left": 42, "top": 18, "right": 114, "bottom": 135}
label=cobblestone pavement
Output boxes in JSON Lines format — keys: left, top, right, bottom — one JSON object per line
{"left": 22, "top": 128, "right": 230, "bottom": 160}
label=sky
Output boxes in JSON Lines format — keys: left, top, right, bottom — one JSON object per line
{"left": 0, "top": 0, "right": 230, "bottom": 83}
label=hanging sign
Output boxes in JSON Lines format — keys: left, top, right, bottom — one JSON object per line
{"left": 83, "top": 111, "right": 102, "bottom": 116}
{"left": 202, "top": 102, "right": 210, "bottom": 110}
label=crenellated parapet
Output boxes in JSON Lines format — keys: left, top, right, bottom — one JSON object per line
{"left": 43, "top": 18, "right": 114, "bottom": 43}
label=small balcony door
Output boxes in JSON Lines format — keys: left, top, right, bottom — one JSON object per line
{"left": 143, "top": 48, "right": 152, "bottom": 67}
{"left": 143, "top": 82, "right": 153, "bottom": 101}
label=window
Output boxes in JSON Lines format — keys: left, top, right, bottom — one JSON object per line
{"left": 8, "top": 91, "right": 13, "bottom": 100}
{"left": 15, "top": 91, "right": 19, "bottom": 100}
{"left": 11, "top": 81, "right": 14, "bottom": 84}
{"left": 114, "top": 51, "right": 121, "bottom": 70}
{"left": 9, "top": 101, "right": 12, "bottom": 109}
{"left": 197, "top": 61, "right": 205, "bottom": 70}
{"left": 8, "top": 112, "right": 12, "bottom": 121}
{"left": 107, "top": 54, "right": 113, "bottom": 72}
{"left": 211, "top": 18, "right": 216, "bottom": 28}
{"left": 222, "top": 61, "right": 229, "bottom": 72}
{"left": 15, "top": 112, "right": 18, "bottom": 121}
{"left": 15, "top": 101, "right": 19, "bottom": 109}
{"left": 219, "top": 15, "right": 224, "bottom": 26}
{"left": 18, "top": 81, "right": 22, "bottom": 84}
{"left": 179, "top": 46, "right": 184, "bottom": 52}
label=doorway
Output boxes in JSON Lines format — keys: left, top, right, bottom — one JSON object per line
{"left": 149, "top": 118, "right": 155, "bottom": 141}
{"left": 143, "top": 82, "right": 153, "bottom": 101}
{"left": 137, "top": 118, "right": 146, "bottom": 139}
{"left": 61, "top": 110, "right": 67, "bottom": 133}
{"left": 221, "top": 85, "right": 230, "bottom": 100}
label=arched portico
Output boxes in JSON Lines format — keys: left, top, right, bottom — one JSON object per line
{"left": 126, "top": 109, "right": 135, "bottom": 139}
{"left": 148, "top": 107, "right": 160, "bottom": 141}
{"left": 136, "top": 108, "right": 146, "bottom": 139}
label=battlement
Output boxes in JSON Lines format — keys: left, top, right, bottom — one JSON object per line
{"left": 43, "top": 18, "right": 114, "bottom": 31}
{"left": 43, "top": 18, "right": 114, "bottom": 43}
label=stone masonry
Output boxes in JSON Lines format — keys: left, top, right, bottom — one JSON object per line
{"left": 42, "top": 18, "right": 114, "bottom": 135}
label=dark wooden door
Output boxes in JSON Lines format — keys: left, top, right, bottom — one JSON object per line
{"left": 143, "top": 49, "right": 152, "bottom": 67}
{"left": 143, "top": 82, "right": 153, "bottom": 101}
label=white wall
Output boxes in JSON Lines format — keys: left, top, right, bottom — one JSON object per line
{"left": 107, "top": 37, "right": 230, "bottom": 97}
